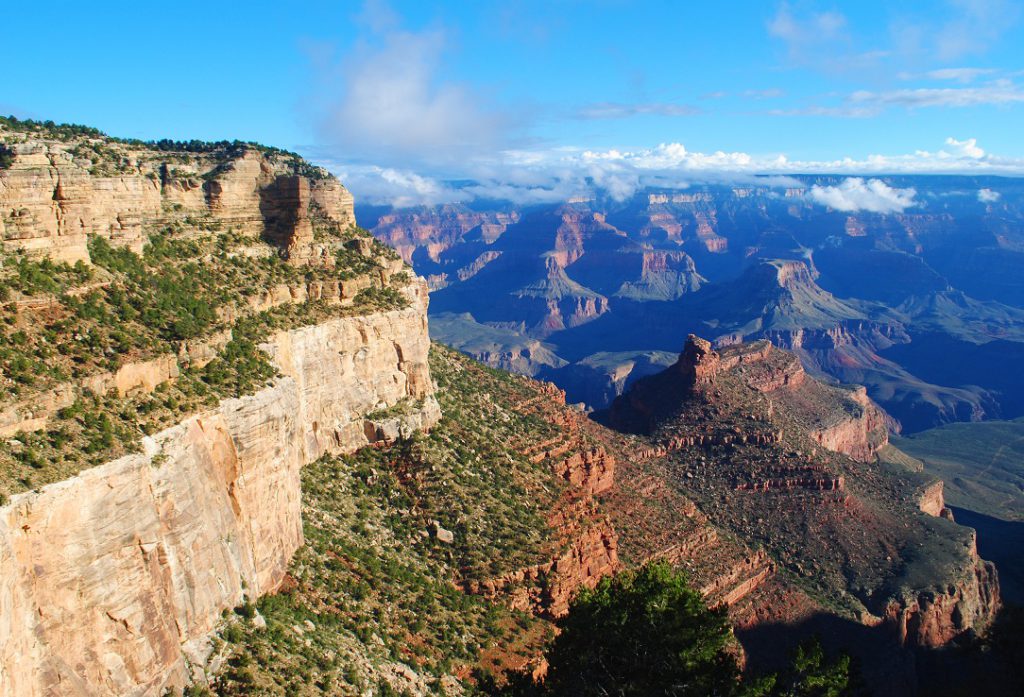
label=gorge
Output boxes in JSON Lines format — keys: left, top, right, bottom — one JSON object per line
{"left": 0, "top": 118, "right": 1013, "bottom": 696}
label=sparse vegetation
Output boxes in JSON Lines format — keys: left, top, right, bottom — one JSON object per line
{"left": 0, "top": 124, "right": 413, "bottom": 498}
{"left": 0, "top": 114, "right": 327, "bottom": 178}
{"left": 212, "top": 346, "right": 582, "bottom": 694}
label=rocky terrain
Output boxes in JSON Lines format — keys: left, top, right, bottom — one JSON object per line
{"left": 605, "top": 337, "right": 999, "bottom": 669}
{"left": 365, "top": 180, "right": 1024, "bottom": 431}
{"left": 0, "top": 119, "right": 437, "bottom": 696}
{"left": 0, "top": 119, "right": 1010, "bottom": 696}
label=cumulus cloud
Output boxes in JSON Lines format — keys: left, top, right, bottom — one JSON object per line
{"left": 978, "top": 187, "right": 1001, "bottom": 202}
{"left": 309, "top": 3, "right": 513, "bottom": 166}
{"left": 944, "top": 136, "right": 985, "bottom": 158}
{"left": 313, "top": 135, "right": 1024, "bottom": 207}
{"left": 808, "top": 178, "right": 917, "bottom": 213}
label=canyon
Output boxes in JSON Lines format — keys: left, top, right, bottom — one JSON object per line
{"left": 366, "top": 180, "right": 1024, "bottom": 433}
{"left": 0, "top": 120, "right": 1011, "bottom": 696}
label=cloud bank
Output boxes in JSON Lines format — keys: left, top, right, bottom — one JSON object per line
{"left": 312, "top": 135, "right": 1024, "bottom": 207}
{"left": 304, "top": 3, "right": 1023, "bottom": 208}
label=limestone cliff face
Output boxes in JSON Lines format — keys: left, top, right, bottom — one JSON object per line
{"left": 0, "top": 284, "right": 439, "bottom": 697}
{"left": 0, "top": 135, "right": 354, "bottom": 264}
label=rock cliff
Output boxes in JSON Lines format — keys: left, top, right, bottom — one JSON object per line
{"left": 0, "top": 120, "right": 438, "bottom": 696}
{"left": 0, "top": 126, "right": 354, "bottom": 264}
{"left": 0, "top": 285, "right": 439, "bottom": 696}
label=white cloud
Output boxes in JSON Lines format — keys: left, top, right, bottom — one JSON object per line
{"left": 978, "top": 187, "right": 1001, "bottom": 202}
{"left": 310, "top": 3, "right": 513, "bottom": 166}
{"left": 325, "top": 163, "right": 466, "bottom": 208}
{"left": 807, "top": 178, "right": 917, "bottom": 213}
{"left": 313, "top": 136, "right": 1024, "bottom": 207}
{"left": 944, "top": 137, "right": 985, "bottom": 158}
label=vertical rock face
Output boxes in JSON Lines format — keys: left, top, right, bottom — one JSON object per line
{"left": 918, "top": 480, "right": 954, "bottom": 520}
{"left": 0, "top": 388, "right": 304, "bottom": 697}
{"left": 884, "top": 543, "right": 1000, "bottom": 648}
{"left": 0, "top": 135, "right": 355, "bottom": 264}
{"left": 0, "top": 286, "right": 439, "bottom": 697}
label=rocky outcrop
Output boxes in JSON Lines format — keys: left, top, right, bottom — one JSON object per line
{"left": 466, "top": 521, "right": 619, "bottom": 618}
{"left": 0, "top": 136, "right": 354, "bottom": 264}
{"left": 607, "top": 334, "right": 1000, "bottom": 654}
{"left": 0, "top": 284, "right": 439, "bottom": 697}
{"left": 918, "top": 480, "right": 954, "bottom": 520}
{"left": 883, "top": 551, "right": 999, "bottom": 648}
{"left": 808, "top": 386, "right": 891, "bottom": 462}
{"left": 714, "top": 339, "right": 891, "bottom": 462}
{"left": 553, "top": 447, "right": 616, "bottom": 496}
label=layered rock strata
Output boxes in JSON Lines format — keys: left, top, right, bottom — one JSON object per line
{"left": 0, "top": 284, "right": 439, "bottom": 697}
{"left": 606, "top": 335, "right": 1000, "bottom": 652}
{"left": 0, "top": 136, "right": 354, "bottom": 264}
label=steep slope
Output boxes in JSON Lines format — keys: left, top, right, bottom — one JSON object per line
{"left": 210, "top": 344, "right": 823, "bottom": 694}
{"left": 0, "top": 119, "right": 439, "bottom": 697}
{"left": 606, "top": 337, "right": 999, "bottom": 649}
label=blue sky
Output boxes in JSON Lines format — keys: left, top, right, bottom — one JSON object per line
{"left": 3, "top": 1, "right": 1024, "bottom": 204}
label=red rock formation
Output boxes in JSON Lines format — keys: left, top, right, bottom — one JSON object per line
{"left": 464, "top": 520, "right": 619, "bottom": 618}
{"left": 918, "top": 480, "right": 955, "bottom": 520}
{"left": 465, "top": 378, "right": 621, "bottom": 617}
{"left": 553, "top": 447, "right": 616, "bottom": 495}
{"left": 883, "top": 550, "right": 999, "bottom": 648}
{"left": 372, "top": 205, "right": 517, "bottom": 264}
